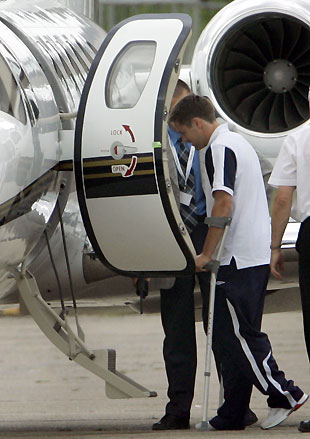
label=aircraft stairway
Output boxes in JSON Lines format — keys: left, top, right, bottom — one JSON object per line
{"left": 12, "top": 267, "right": 157, "bottom": 400}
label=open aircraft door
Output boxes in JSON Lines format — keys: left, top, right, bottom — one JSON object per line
{"left": 75, "top": 14, "right": 196, "bottom": 277}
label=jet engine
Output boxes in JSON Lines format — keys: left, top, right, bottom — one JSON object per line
{"left": 191, "top": 0, "right": 310, "bottom": 158}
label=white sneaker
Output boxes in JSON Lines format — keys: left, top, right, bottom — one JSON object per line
{"left": 261, "top": 393, "right": 309, "bottom": 430}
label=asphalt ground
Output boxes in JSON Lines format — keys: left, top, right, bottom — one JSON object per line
{"left": 0, "top": 297, "right": 309, "bottom": 439}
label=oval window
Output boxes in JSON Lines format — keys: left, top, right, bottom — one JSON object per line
{"left": 106, "top": 41, "right": 156, "bottom": 109}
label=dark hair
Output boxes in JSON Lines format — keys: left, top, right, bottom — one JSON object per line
{"left": 173, "top": 79, "right": 191, "bottom": 98}
{"left": 169, "top": 94, "right": 216, "bottom": 126}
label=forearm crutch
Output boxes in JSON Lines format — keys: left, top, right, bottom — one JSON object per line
{"left": 196, "top": 216, "right": 232, "bottom": 431}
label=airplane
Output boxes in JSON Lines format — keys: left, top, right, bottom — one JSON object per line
{"left": 0, "top": 0, "right": 309, "bottom": 401}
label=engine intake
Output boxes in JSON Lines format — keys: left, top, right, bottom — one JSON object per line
{"left": 192, "top": 1, "right": 310, "bottom": 140}
{"left": 211, "top": 14, "right": 310, "bottom": 133}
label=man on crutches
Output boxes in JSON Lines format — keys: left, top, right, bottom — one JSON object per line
{"left": 169, "top": 94, "right": 308, "bottom": 431}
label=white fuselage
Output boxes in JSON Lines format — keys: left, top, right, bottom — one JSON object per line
{"left": 0, "top": 0, "right": 106, "bottom": 299}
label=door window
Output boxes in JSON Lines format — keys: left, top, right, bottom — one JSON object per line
{"left": 106, "top": 41, "right": 156, "bottom": 109}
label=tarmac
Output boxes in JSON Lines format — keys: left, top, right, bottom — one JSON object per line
{"left": 0, "top": 295, "right": 309, "bottom": 439}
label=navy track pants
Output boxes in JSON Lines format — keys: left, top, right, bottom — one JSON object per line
{"left": 213, "top": 259, "right": 304, "bottom": 427}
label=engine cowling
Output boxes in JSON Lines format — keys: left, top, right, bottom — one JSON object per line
{"left": 191, "top": 0, "right": 310, "bottom": 158}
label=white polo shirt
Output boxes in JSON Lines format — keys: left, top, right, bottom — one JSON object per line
{"left": 200, "top": 123, "right": 271, "bottom": 269}
{"left": 268, "top": 125, "right": 310, "bottom": 223}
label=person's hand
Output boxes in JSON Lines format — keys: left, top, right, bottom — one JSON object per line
{"left": 195, "top": 253, "right": 212, "bottom": 272}
{"left": 270, "top": 248, "right": 284, "bottom": 280}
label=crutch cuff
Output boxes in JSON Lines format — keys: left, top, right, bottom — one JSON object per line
{"left": 204, "top": 216, "right": 232, "bottom": 229}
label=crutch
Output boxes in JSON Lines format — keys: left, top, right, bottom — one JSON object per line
{"left": 196, "top": 216, "right": 232, "bottom": 431}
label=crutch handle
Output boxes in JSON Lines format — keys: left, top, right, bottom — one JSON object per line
{"left": 203, "top": 260, "right": 220, "bottom": 275}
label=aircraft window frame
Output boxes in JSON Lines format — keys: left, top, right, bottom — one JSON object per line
{"left": 0, "top": 45, "right": 27, "bottom": 125}
{"left": 106, "top": 41, "right": 157, "bottom": 109}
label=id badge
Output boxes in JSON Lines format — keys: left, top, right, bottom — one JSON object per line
{"left": 180, "top": 191, "right": 192, "bottom": 206}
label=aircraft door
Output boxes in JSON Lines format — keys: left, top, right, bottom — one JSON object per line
{"left": 75, "top": 14, "right": 195, "bottom": 276}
